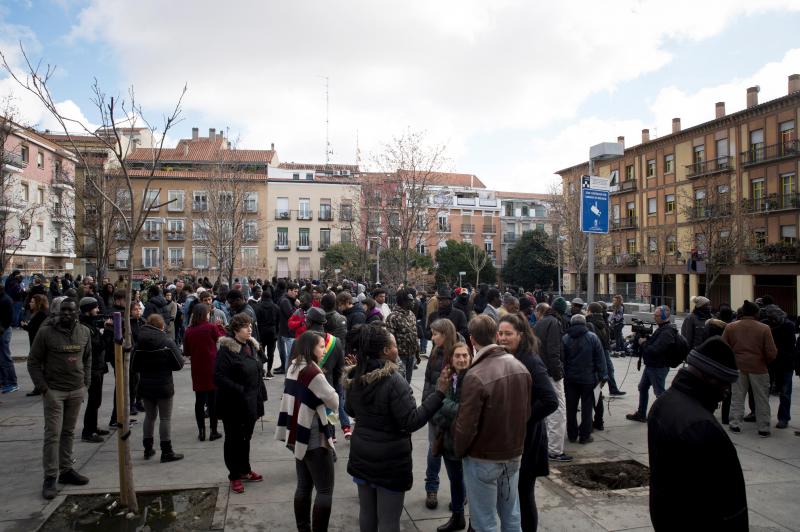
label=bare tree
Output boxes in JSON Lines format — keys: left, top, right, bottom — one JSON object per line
{"left": 549, "top": 180, "right": 588, "bottom": 295}
{"left": 0, "top": 97, "right": 43, "bottom": 274}
{"left": 2, "top": 45, "right": 186, "bottom": 513}
{"left": 642, "top": 224, "right": 679, "bottom": 307}
{"left": 370, "top": 129, "right": 448, "bottom": 284}
{"left": 465, "top": 240, "right": 490, "bottom": 286}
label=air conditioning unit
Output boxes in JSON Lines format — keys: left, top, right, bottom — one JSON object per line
{"left": 280, "top": 211, "right": 290, "bottom": 219}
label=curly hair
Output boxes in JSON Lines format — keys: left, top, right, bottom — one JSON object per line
{"left": 346, "top": 322, "right": 394, "bottom": 378}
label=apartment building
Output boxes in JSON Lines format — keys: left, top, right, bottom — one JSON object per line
{"left": 267, "top": 163, "right": 360, "bottom": 279}
{"left": 1, "top": 123, "right": 78, "bottom": 274}
{"left": 557, "top": 74, "right": 800, "bottom": 314}
{"left": 120, "top": 128, "right": 275, "bottom": 281}
{"left": 496, "top": 191, "right": 553, "bottom": 266}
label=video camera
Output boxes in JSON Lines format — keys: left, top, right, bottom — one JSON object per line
{"left": 630, "top": 318, "right": 654, "bottom": 337}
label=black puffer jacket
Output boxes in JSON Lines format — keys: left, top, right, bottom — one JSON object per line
{"left": 343, "top": 302, "right": 367, "bottom": 331}
{"left": 769, "top": 318, "right": 797, "bottom": 373}
{"left": 648, "top": 370, "right": 747, "bottom": 531}
{"left": 586, "top": 313, "right": 610, "bottom": 350}
{"left": 533, "top": 311, "right": 565, "bottom": 381}
{"left": 79, "top": 314, "right": 110, "bottom": 375}
{"left": 214, "top": 336, "right": 267, "bottom": 422}
{"left": 345, "top": 359, "right": 444, "bottom": 492}
{"left": 131, "top": 324, "right": 183, "bottom": 399}
{"left": 641, "top": 323, "right": 677, "bottom": 368}
{"left": 144, "top": 294, "right": 172, "bottom": 326}
{"left": 516, "top": 351, "right": 558, "bottom": 478}
{"left": 681, "top": 309, "right": 710, "bottom": 349}
{"left": 562, "top": 323, "right": 607, "bottom": 385}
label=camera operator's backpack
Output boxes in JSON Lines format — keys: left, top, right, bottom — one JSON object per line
{"left": 666, "top": 327, "right": 690, "bottom": 368}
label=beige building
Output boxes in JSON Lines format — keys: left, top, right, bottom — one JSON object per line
{"left": 267, "top": 163, "right": 360, "bottom": 279}
{"left": 496, "top": 191, "right": 553, "bottom": 267}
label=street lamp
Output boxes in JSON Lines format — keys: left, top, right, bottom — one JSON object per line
{"left": 587, "top": 142, "right": 624, "bottom": 303}
{"left": 557, "top": 235, "right": 567, "bottom": 296}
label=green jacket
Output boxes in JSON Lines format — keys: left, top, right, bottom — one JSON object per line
{"left": 27, "top": 319, "right": 92, "bottom": 393}
{"left": 430, "top": 370, "right": 465, "bottom": 461}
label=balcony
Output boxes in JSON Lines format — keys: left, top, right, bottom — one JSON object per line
{"left": 243, "top": 203, "right": 258, "bottom": 214}
{"left": 743, "top": 192, "right": 800, "bottom": 214}
{"left": 51, "top": 245, "right": 69, "bottom": 255}
{"left": 166, "top": 231, "right": 185, "bottom": 241}
{"left": 143, "top": 230, "right": 161, "bottom": 241}
{"left": 274, "top": 240, "right": 290, "bottom": 251}
{"left": 610, "top": 180, "right": 637, "bottom": 195}
{"left": 339, "top": 210, "right": 353, "bottom": 222}
{"left": 689, "top": 202, "right": 732, "bottom": 220}
{"left": 52, "top": 173, "right": 75, "bottom": 191}
{"left": 479, "top": 198, "right": 500, "bottom": 208}
{"left": 318, "top": 208, "right": 333, "bottom": 221}
{"left": 52, "top": 207, "right": 71, "bottom": 223}
{"left": 741, "top": 140, "right": 799, "bottom": 167}
{"left": 297, "top": 210, "right": 313, "bottom": 221}
{"left": 115, "top": 260, "right": 129, "bottom": 270}
{"left": 168, "top": 260, "right": 185, "bottom": 269}
{"left": 456, "top": 197, "right": 477, "bottom": 207}
{"left": 297, "top": 240, "right": 312, "bottom": 251}
{"left": 2, "top": 152, "right": 27, "bottom": 170}
{"left": 318, "top": 242, "right": 331, "bottom": 252}
{"left": 503, "top": 232, "right": 517, "bottom": 243}
{"left": 192, "top": 202, "right": 208, "bottom": 212}
{"left": 275, "top": 209, "right": 292, "bottom": 220}
{"left": 460, "top": 223, "right": 475, "bottom": 234}
{"left": 482, "top": 224, "right": 496, "bottom": 234}
{"left": 744, "top": 242, "right": 800, "bottom": 264}
{"left": 436, "top": 224, "right": 452, "bottom": 233}
{"left": 607, "top": 253, "right": 641, "bottom": 267}
{"left": 611, "top": 217, "right": 638, "bottom": 231}
{"left": 243, "top": 231, "right": 258, "bottom": 242}
{"left": 685, "top": 156, "right": 734, "bottom": 179}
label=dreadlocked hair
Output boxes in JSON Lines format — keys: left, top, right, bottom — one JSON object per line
{"left": 346, "top": 322, "right": 394, "bottom": 379}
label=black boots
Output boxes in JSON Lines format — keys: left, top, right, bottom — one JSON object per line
{"left": 160, "top": 440, "right": 184, "bottom": 463}
{"left": 198, "top": 427, "right": 206, "bottom": 441}
{"left": 143, "top": 438, "right": 156, "bottom": 459}
{"left": 437, "top": 512, "right": 466, "bottom": 531}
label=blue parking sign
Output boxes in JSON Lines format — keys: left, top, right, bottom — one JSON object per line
{"left": 581, "top": 187, "right": 609, "bottom": 234}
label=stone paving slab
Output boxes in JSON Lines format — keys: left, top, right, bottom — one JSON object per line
{"left": 0, "top": 328, "right": 799, "bottom": 531}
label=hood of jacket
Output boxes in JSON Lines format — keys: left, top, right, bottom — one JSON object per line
{"left": 566, "top": 323, "right": 588, "bottom": 338}
{"left": 148, "top": 294, "right": 167, "bottom": 309}
{"left": 217, "top": 335, "right": 260, "bottom": 353}
{"left": 345, "top": 302, "right": 366, "bottom": 317}
{"left": 344, "top": 359, "right": 398, "bottom": 401}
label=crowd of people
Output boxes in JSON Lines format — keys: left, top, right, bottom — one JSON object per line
{"left": 2, "top": 269, "right": 799, "bottom": 531}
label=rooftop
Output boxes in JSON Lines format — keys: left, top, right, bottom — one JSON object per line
{"left": 127, "top": 136, "right": 276, "bottom": 164}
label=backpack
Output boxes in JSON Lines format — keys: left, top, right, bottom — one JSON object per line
{"left": 666, "top": 328, "right": 690, "bottom": 368}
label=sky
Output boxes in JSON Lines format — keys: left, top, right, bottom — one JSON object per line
{"left": 2, "top": 0, "right": 800, "bottom": 193}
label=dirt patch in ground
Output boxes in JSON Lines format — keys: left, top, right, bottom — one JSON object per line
{"left": 40, "top": 487, "right": 218, "bottom": 531}
{"left": 558, "top": 460, "right": 649, "bottom": 491}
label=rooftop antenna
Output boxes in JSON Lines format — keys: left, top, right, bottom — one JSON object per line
{"left": 320, "top": 76, "right": 333, "bottom": 165}
{"left": 355, "top": 129, "right": 361, "bottom": 168}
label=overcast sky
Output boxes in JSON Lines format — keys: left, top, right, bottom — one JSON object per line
{"left": 2, "top": 0, "right": 800, "bottom": 192}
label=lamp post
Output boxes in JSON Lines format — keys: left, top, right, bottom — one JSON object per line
{"left": 587, "top": 142, "right": 625, "bottom": 303}
{"left": 557, "top": 235, "right": 567, "bottom": 296}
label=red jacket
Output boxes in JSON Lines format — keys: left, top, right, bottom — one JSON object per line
{"left": 288, "top": 309, "right": 308, "bottom": 338}
{"left": 183, "top": 321, "right": 226, "bottom": 391}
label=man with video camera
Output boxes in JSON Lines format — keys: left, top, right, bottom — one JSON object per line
{"left": 626, "top": 306, "right": 678, "bottom": 423}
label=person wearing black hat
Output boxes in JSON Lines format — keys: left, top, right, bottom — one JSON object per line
{"left": 78, "top": 297, "right": 111, "bottom": 443}
{"left": 648, "top": 337, "right": 747, "bottom": 531}
{"left": 426, "top": 287, "right": 468, "bottom": 343}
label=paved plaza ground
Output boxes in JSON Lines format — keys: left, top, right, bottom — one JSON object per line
{"left": 1, "top": 326, "right": 798, "bottom": 531}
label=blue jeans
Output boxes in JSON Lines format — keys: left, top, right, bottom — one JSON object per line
{"left": 336, "top": 383, "right": 351, "bottom": 428}
{"left": 462, "top": 456, "right": 521, "bottom": 532}
{"left": 279, "top": 336, "right": 294, "bottom": 370}
{"left": 777, "top": 370, "right": 794, "bottom": 423}
{"left": 0, "top": 327, "right": 16, "bottom": 387}
{"left": 637, "top": 366, "right": 669, "bottom": 417}
{"left": 425, "top": 424, "right": 442, "bottom": 493}
{"left": 12, "top": 301, "right": 23, "bottom": 328}
{"left": 443, "top": 457, "right": 466, "bottom": 513}
{"left": 604, "top": 349, "right": 619, "bottom": 393}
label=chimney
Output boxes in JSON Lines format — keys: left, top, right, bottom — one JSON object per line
{"left": 672, "top": 118, "right": 681, "bottom": 134}
{"left": 271, "top": 142, "right": 275, "bottom": 151}
{"left": 617, "top": 136, "right": 625, "bottom": 149}
{"left": 715, "top": 102, "right": 726, "bottom": 119}
{"left": 183, "top": 143, "right": 189, "bottom": 157}
{"left": 642, "top": 128, "right": 650, "bottom": 143}
{"left": 746, "top": 86, "right": 759, "bottom": 108}
{"left": 191, "top": 127, "right": 198, "bottom": 139}
{"left": 208, "top": 128, "right": 216, "bottom": 139}
{"left": 789, "top": 74, "right": 800, "bottom": 94}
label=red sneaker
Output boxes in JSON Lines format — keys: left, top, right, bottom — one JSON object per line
{"left": 343, "top": 426, "right": 352, "bottom": 441}
{"left": 230, "top": 479, "right": 245, "bottom": 493}
{"left": 242, "top": 471, "right": 263, "bottom": 482}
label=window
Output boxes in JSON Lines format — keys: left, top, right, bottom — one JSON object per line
{"left": 117, "top": 190, "right": 132, "bottom": 209}
{"left": 648, "top": 197, "right": 657, "bottom": 215}
{"left": 298, "top": 198, "right": 311, "bottom": 220}
{"left": 243, "top": 220, "right": 258, "bottom": 241}
{"left": 750, "top": 129, "right": 764, "bottom": 161}
{"left": 319, "top": 198, "right": 332, "bottom": 220}
{"left": 241, "top": 247, "right": 258, "bottom": 267}
{"left": 536, "top": 223, "right": 545, "bottom": 232}
{"left": 192, "top": 220, "right": 208, "bottom": 240}
{"left": 339, "top": 200, "right": 352, "bottom": 222}
{"left": 521, "top": 205, "right": 529, "bottom": 216}
{"left": 277, "top": 227, "right": 289, "bottom": 249}
{"left": 664, "top": 154, "right": 674, "bottom": 174}
{"left": 36, "top": 223, "right": 44, "bottom": 241}
{"left": 167, "top": 190, "right": 184, "bottom": 211}
{"left": 693, "top": 146, "right": 704, "bottom": 172}
{"left": 276, "top": 257, "right": 290, "bottom": 278}
{"left": 781, "top": 173, "right": 796, "bottom": 208}
{"left": 694, "top": 188, "right": 706, "bottom": 214}
{"left": 218, "top": 191, "right": 233, "bottom": 211}
{"left": 298, "top": 228, "right": 311, "bottom": 248}
{"left": 19, "top": 221, "right": 30, "bottom": 240}
{"left": 305, "top": 173, "right": 314, "bottom": 181}
{"left": 416, "top": 212, "right": 427, "bottom": 230}
{"left": 244, "top": 192, "right": 258, "bottom": 213}
{"left": 37, "top": 187, "right": 44, "bottom": 204}
{"left": 20, "top": 145, "right": 28, "bottom": 163}
{"left": 276, "top": 197, "right": 290, "bottom": 219}
{"left": 716, "top": 138, "right": 729, "bottom": 160}
{"left": 116, "top": 248, "right": 129, "bottom": 269}
{"left": 319, "top": 228, "right": 331, "bottom": 250}
{"left": 646, "top": 159, "right": 656, "bottom": 177}
{"left": 612, "top": 204, "right": 620, "bottom": 222}
{"left": 781, "top": 225, "right": 797, "bottom": 245}
{"left": 143, "top": 190, "right": 160, "bottom": 210}
{"left": 340, "top": 229, "right": 352, "bottom": 244}
{"left": 292, "top": 173, "right": 300, "bottom": 180}
{"left": 143, "top": 219, "right": 161, "bottom": 240}
{"left": 142, "top": 248, "right": 160, "bottom": 268}
{"left": 437, "top": 214, "right": 449, "bottom": 232}
{"left": 753, "top": 230, "right": 766, "bottom": 249}
{"left": 167, "top": 219, "right": 184, "bottom": 237}
{"left": 625, "top": 201, "right": 635, "bottom": 221}
{"left": 751, "top": 178, "right": 765, "bottom": 210}
{"left": 626, "top": 238, "right": 637, "bottom": 254}
{"left": 192, "top": 247, "right": 209, "bottom": 269}
{"left": 648, "top": 237, "right": 657, "bottom": 253}
{"left": 504, "top": 203, "right": 513, "bottom": 216}
{"left": 665, "top": 194, "right": 675, "bottom": 214}
{"left": 780, "top": 120, "right": 795, "bottom": 152}
{"left": 416, "top": 241, "right": 426, "bottom": 255}
{"left": 193, "top": 191, "right": 208, "bottom": 212}
{"left": 625, "top": 165, "right": 634, "bottom": 181}
{"left": 37, "top": 151, "right": 44, "bottom": 169}
{"left": 168, "top": 248, "right": 184, "bottom": 267}
{"left": 667, "top": 235, "right": 677, "bottom": 254}
{"left": 21, "top": 182, "right": 29, "bottom": 202}
{"left": 388, "top": 212, "right": 400, "bottom": 231}
{"left": 484, "top": 240, "right": 494, "bottom": 254}
{"left": 367, "top": 212, "right": 380, "bottom": 233}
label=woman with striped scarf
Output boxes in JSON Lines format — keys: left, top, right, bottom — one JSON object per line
{"left": 276, "top": 330, "right": 340, "bottom": 532}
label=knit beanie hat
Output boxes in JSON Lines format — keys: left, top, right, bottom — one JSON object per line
{"left": 79, "top": 296, "right": 99, "bottom": 313}
{"left": 552, "top": 297, "right": 567, "bottom": 314}
{"left": 687, "top": 337, "right": 738, "bottom": 383}
{"left": 741, "top": 300, "right": 760, "bottom": 317}
{"left": 306, "top": 307, "right": 327, "bottom": 325}
{"left": 693, "top": 296, "right": 711, "bottom": 309}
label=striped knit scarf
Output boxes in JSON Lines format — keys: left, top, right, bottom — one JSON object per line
{"left": 275, "top": 360, "right": 339, "bottom": 460}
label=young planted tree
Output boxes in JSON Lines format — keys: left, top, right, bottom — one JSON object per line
{"left": 2, "top": 45, "right": 186, "bottom": 513}
{"left": 549, "top": 180, "right": 588, "bottom": 294}
{"left": 0, "top": 97, "right": 43, "bottom": 274}
{"left": 435, "top": 240, "right": 497, "bottom": 287}
{"left": 643, "top": 224, "right": 680, "bottom": 307}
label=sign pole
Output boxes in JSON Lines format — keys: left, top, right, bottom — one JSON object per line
{"left": 587, "top": 159, "right": 595, "bottom": 304}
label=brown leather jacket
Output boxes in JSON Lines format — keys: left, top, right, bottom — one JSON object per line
{"left": 453, "top": 345, "right": 532, "bottom": 461}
